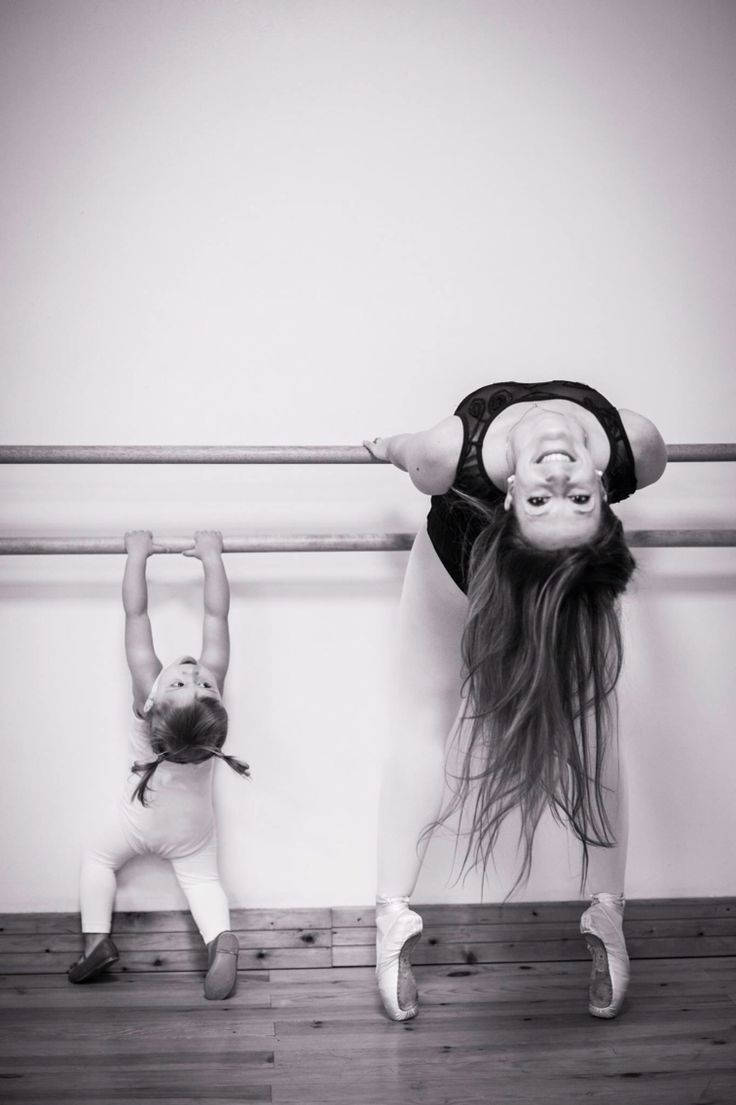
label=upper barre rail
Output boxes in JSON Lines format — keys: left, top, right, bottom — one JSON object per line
{"left": 1, "top": 531, "right": 735, "bottom": 554}
{"left": 0, "top": 444, "right": 735, "bottom": 464}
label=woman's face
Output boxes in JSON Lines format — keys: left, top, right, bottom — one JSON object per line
{"left": 508, "top": 417, "right": 604, "bottom": 549}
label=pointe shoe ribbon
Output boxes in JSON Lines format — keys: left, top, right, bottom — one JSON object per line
{"left": 375, "top": 901, "right": 423, "bottom": 1022}
{"left": 580, "top": 892, "right": 630, "bottom": 1019}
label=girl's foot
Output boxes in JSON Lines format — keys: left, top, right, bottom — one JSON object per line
{"left": 67, "top": 936, "right": 119, "bottom": 984}
{"left": 204, "top": 930, "right": 239, "bottom": 1000}
{"left": 580, "top": 892, "right": 629, "bottom": 1018}
{"left": 375, "top": 896, "right": 423, "bottom": 1021}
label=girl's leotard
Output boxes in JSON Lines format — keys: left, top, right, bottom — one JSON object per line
{"left": 120, "top": 713, "right": 216, "bottom": 859}
{"left": 426, "top": 380, "right": 638, "bottom": 593}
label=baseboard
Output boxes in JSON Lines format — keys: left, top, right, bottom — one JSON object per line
{"left": 1, "top": 898, "right": 734, "bottom": 974}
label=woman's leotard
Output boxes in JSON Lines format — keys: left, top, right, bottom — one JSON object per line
{"left": 426, "top": 380, "right": 638, "bottom": 593}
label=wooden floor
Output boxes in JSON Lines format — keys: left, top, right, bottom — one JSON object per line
{"left": 2, "top": 956, "right": 736, "bottom": 1105}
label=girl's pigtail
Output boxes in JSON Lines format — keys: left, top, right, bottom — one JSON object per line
{"left": 131, "top": 753, "right": 168, "bottom": 807}
{"left": 219, "top": 751, "right": 250, "bottom": 778}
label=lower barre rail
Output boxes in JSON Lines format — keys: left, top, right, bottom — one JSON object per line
{"left": 0, "top": 531, "right": 734, "bottom": 554}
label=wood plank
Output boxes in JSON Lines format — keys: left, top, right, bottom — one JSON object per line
{"left": 0, "top": 1060, "right": 273, "bottom": 1104}
{"left": 331, "top": 897, "right": 736, "bottom": 927}
{"left": 0, "top": 1091, "right": 269, "bottom": 1100}
{"left": 0, "top": 969, "right": 272, "bottom": 1011}
{"left": 271, "top": 1033, "right": 736, "bottom": 1073}
{"left": 265, "top": 955, "right": 725, "bottom": 989}
{"left": 271, "top": 998, "right": 736, "bottom": 1037}
{"left": 270, "top": 1072, "right": 727, "bottom": 1105}
{"left": 0, "top": 968, "right": 269, "bottom": 989}
{"left": 332, "top": 935, "right": 736, "bottom": 967}
{"left": 0, "top": 928, "right": 330, "bottom": 953}
{"left": 0, "top": 946, "right": 330, "bottom": 974}
{"left": 0, "top": 1091, "right": 272, "bottom": 1105}
{"left": 332, "top": 918, "right": 736, "bottom": 946}
{"left": 266, "top": 960, "right": 736, "bottom": 1015}
{"left": 1, "top": 898, "right": 733, "bottom": 935}
{"left": 0, "top": 1017, "right": 277, "bottom": 1055}
{"left": 0, "top": 907, "right": 330, "bottom": 934}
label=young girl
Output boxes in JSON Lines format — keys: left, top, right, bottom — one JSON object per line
{"left": 67, "top": 529, "right": 249, "bottom": 999}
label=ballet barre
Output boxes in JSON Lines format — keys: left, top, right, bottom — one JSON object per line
{"left": 0, "top": 444, "right": 735, "bottom": 464}
{"left": 1, "top": 531, "right": 735, "bottom": 554}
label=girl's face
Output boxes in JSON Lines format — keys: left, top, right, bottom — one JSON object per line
{"left": 153, "top": 656, "right": 221, "bottom": 708}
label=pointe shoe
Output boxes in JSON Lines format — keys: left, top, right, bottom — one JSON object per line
{"left": 204, "top": 930, "right": 239, "bottom": 1000}
{"left": 67, "top": 936, "right": 119, "bottom": 983}
{"left": 580, "top": 893, "right": 630, "bottom": 1019}
{"left": 375, "top": 900, "right": 423, "bottom": 1022}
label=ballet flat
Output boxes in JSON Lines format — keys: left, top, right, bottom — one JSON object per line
{"left": 67, "top": 936, "right": 119, "bottom": 984}
{"left": 204, "top": 930, "right": 239, "bottom": 1000}
{"left": 580, "top": 893, "right": 630, "bottom": 1019}
{"left": 375, "top": 906, "right": 423, "bottom": 1021}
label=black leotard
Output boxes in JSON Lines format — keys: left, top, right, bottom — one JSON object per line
{"left": 425, "top": 380, "right": 638, "bottom": 593}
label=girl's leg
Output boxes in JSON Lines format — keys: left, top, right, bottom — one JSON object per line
{"left": 170, "top": 834, "right": 230, "bottom": 944}
{"left": 171, "top": 835, "right": 237, "bottom": 1000}
{"left": 79, "top": 822, "right": 138, "bottom": 951}
{"left": 377, "top": 524, "right": 468, "bottom": 898}
{"left": 69, "top": 819, "right": 137, "bottom": 981}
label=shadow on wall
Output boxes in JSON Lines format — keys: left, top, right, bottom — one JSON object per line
{"left": 2, "top": 564, "right": 736, "bottom": 603}
{"left": 0, "top": 574, "right": 407, "bottom": 603}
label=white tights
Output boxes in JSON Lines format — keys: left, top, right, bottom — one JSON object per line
{"left": 376, "top": 523, "right": 628, "bottom": 900}
{"left": 80, "top": 825, "right": 230, "bottom": 945}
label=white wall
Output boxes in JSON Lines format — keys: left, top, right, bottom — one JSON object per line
{"left": 1, "top": 0, "right": 734, "bottom": 912}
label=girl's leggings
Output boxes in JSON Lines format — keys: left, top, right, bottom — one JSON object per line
{"left": 80, "top": 820, "right": 230, "bottom": 944}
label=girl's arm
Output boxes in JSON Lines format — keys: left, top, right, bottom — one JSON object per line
{"left": 184, "top": 531, "right": 230, "bottom": 692}
{"left": 123, "top": 531, "right": 162, "bottom": 715}
{"left": 363, "top": 415, "right": 463, "bottom": 494}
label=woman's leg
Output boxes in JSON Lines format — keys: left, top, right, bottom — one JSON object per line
{"left": 584, "top": 731, "right": 629, "bottom": 898}
{"left": 377, "top": 523, "right": 468, "bottom": 898}
{"left": 580, "top": 723, "right": 630, "bottom": 1018}
{"left": 375, "top": 524, "right": 467, "bottom": 1020}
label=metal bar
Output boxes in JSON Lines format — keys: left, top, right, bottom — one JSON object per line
{"left": 0, "top": 444, "right": 735, "bottom": 464}
{"left": 0, "top": 531, "right": 734, "bottom": 555}
{"left": 665, "top": 444, "right": 736, "bottom": 462}
{"left": 624, "top": 530, "right": 736, "bottom": 547}
{"left": 0, "top": 446, "right": 376, "bottom": 464}
{"left": 0, "top": 535, "right": 417, "bottom": 555}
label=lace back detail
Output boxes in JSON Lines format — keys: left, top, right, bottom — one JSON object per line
{"left": 452, "top": 380, "right": 637, "bottom": 504}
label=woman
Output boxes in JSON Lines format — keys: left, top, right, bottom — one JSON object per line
{"left": 364, "top": 379, "right": 667, "bottom": 1024}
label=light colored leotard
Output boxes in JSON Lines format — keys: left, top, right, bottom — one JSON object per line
{"left": 120, "top": 712, "right": 216, "bottom": 860}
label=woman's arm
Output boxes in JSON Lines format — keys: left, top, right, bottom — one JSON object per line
{"left": 123, "top": 531, "right": 162, "bottom": 715}
{"left": 618, "top": 410, "right": 668, "bottom": 489}
{"left": 363, "top": 415, "right": 463, "bottom": 495}
{"left": 184, "top": 531, "right": 230, "bottom": 692}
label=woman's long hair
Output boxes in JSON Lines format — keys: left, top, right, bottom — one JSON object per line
{"left": 438, "top": 493, "right": 635, "bottom": 896}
